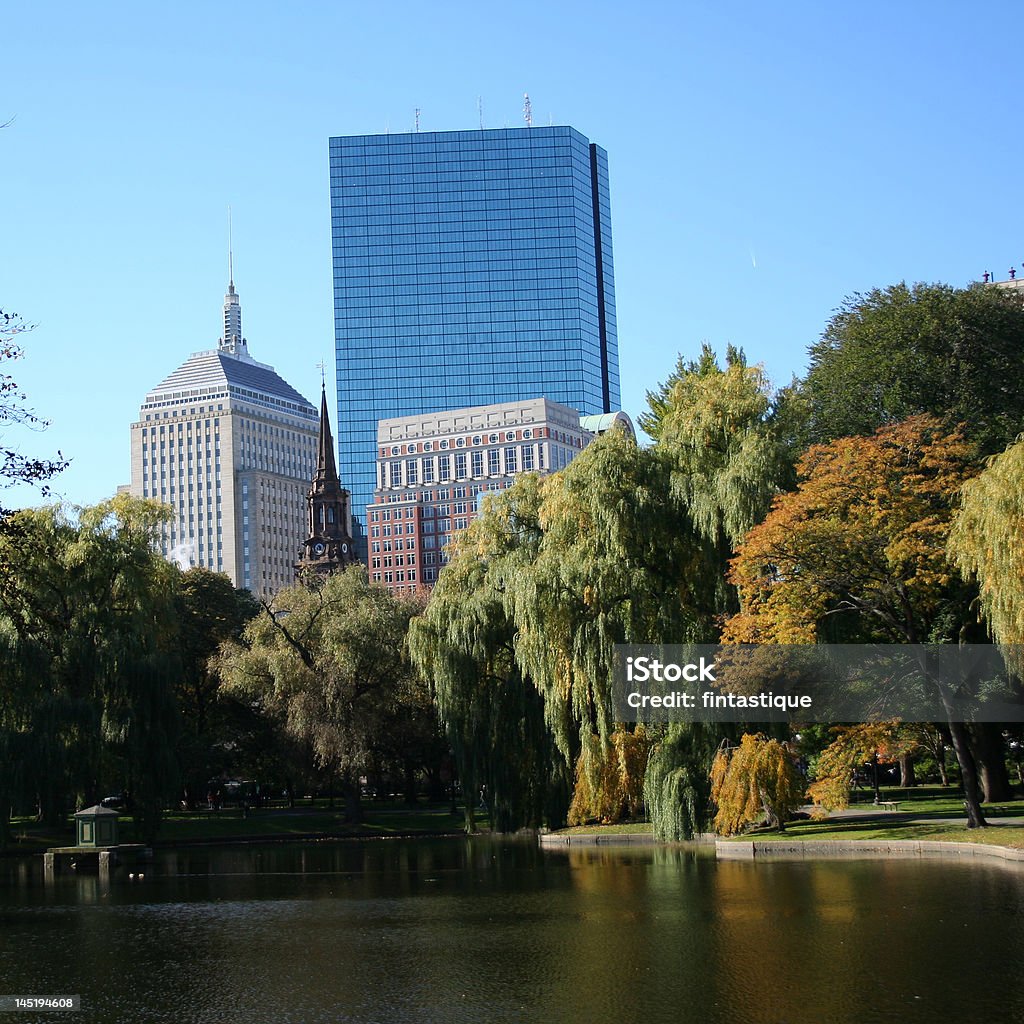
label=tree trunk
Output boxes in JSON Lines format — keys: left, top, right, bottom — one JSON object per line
{"left": 403, "top": 761, "right": 417, "bottom": 807}
{"left": 343, "top": 773, "right": 362, "bottom": 824}
{"left": 947, "top": 719, "right": 987, "bottom": 828}
{"left": 460, "top": 777, "right": 476, "bottom": 834}
{"left": 970, "top": 723, "right": 1011, "bottom": 803}
{"left": 899, "top": 754, "right": 916, "bottom": 788}
{"left": 936, "top": 737, "right": 950, "bottom": 786}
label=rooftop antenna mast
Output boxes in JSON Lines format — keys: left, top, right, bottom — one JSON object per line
{"left": 477, "top": 96, "right": 484, "bottom": 129}
{"left": 414, "top": 107, "right": 420, "bottom": 132}
{"left": 523, "top": 93, "right": 533, "bottom": 128}
{"left": 228, "top": 205, "right": 234, "bottom": 286}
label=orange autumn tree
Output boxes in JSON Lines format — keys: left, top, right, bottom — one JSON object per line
{"left": 723, "top": 416, "right": 992, "bottom": 827}
{"left": 807, "top": 722, "right": 920, "bottom": 812}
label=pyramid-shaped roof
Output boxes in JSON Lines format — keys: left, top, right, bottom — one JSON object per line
{"left": 145, "top": 349, "right": 316, "bottom": 419}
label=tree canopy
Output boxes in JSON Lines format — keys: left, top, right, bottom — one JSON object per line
{"left": 725, "top": 415, "right": 976, "bottom": 645}
{"left": 801, "top": 282, "right": 1024, "bottom": 456}
{"left": 723, "top": 415, "right": 996, "bottom": 825}
{"left": 215, "top": 567, "right": 439, "bottom": 820}
{"left": 0, "top": 495, "right": 180, "bottom": 842}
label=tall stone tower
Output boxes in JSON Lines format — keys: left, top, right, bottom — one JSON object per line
{"left": 296, "top": 385, "right": 359, "bottom": 577}
{"left": 129, "top": 272, "right": 319, "bottom": 598}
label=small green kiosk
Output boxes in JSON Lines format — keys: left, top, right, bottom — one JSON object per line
{"left": 45, "top": 805, "right": 140, "bottom": 882}
{"left": 74, "top": 804, "right": 120, "bottom": 848}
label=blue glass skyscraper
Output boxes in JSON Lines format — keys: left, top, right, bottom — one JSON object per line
{"left": 329, "top": 125, "right": 619, "bottom": 537}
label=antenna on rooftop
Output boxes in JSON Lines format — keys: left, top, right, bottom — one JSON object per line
{"left": 228, "top": 205, "right": 234, "bottom": 286}
{"left": 523, "top": 93, "right": 533, "bottom": 128}
{"left": 316, "top": 360, "right": 326, "bottom": 387}
{"left": 414, "top": 108, "right": 420, "bottom": 132}
{"left": 477, "top": 96, "right": 484, "bottom": 129}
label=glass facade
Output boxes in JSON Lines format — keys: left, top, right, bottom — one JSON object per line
{"left": 329, "top": 125, "right": 619, "bottom": 539}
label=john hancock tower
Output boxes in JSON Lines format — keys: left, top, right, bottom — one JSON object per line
{"left": 328, "top": 125, "right": 620, "bottom": 545}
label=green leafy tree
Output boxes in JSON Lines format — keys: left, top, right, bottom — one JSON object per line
{"left": 801, "top": 282, "right": 1024, "bottom": 456}
{"left": 409, "top": 474, "right": 571, "bottom": 832}
{"left": 0, "top": 495, "right": 181, "bottom": 843}
{"left": 175, "top": 568, "right": 260, "bottom": 807}
{"left": 657, "top": 344, "right": 797, "bottom": 590}
{"left": 641, "top": 346, "right": 798, "bottom": 839}
{"left": 215, "top": 567, "right": 436, "bottom": 822}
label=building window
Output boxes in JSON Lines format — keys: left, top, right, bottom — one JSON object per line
{"left": 406, "top": 459, "right": 418, "bottom": 485}
{"left": 505, "top": 447, "right": 518, "bottom": 474}
{"left": 488, "top": 449, "right": 500, "bottom": 475}
{"left": 472, "top": 451, "right": 483, "bottom": 476}
{"left": 523, "top": 445, "right": 535, "bottom": 471}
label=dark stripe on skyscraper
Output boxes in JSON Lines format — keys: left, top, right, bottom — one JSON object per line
{"left": 590, "top": 143, "right": 611, "bottom": 413}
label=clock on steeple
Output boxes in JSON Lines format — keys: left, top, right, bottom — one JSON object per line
{"left": 295, "top": 384, "right": 359, "bottom": 578}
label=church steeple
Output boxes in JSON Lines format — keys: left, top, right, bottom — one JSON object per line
{"left": 313, "top": 385, "right": 340, "bottom": 490}
{"left": 296, "top": 383, "right": 359, "bottom": 577}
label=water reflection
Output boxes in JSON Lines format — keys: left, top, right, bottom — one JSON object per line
{"left": 1, "top": 838, "right": 1022, "bottom": 1023}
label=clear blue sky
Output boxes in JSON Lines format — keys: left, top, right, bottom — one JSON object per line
{"left": 2, "top": 2, "right": 1020, "bottom": 510}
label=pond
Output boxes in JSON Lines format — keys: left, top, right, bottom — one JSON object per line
{"left": 1, "top": 838, "right": 1023, "bottom": 1023}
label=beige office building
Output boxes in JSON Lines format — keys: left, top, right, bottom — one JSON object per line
{"left": 368, "top": 397, "right": 635, "bottom": 592}
{"left": 129, "top": 278, "right": 318, "bottom": 597}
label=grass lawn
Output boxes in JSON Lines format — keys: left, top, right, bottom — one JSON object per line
{"left": 557, "top": 822, "right": 654, "bottom": 836}
{"left": 3, "top": 802, "right": 476, "bottom": 853}
{"left": 550, "top": 788, "right": 1024, "bottom": 849}
{"left": 734, "top": 817, "right": 1024, "bottom": 847}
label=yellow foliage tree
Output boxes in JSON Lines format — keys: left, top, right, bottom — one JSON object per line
{"left": 709, "top": 733, "right": 804, "bottom": 836}
{"left": 568, "top": 729, "right": 651, "bottom": 825}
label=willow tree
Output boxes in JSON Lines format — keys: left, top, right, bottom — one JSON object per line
{"left": 510, "top": 428, "right": 723, "bottom": 833}
{"left": 511, "top": 429, "right": 710, "bottom": 745}
{"left": 710, "top": 733, "right": 804, "bottom": 835}
{"left": 409, "top": 474, "right": 571, "bottom": 832}
{"left": 216, "top": 566, "right": 432, "bottom": 822}
{"left": 657, "top": 344, "right": 797, "bottom": 605}
{"left": 950, "top": 435, "right": 1024, "bottom": 658}
{"left": 0, "top": 495, "right": 181, "bottom": 841}
{"left": 639, "top": 347, "right": 798, "bottom": 838}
